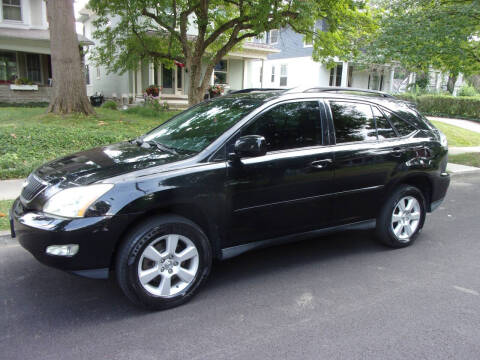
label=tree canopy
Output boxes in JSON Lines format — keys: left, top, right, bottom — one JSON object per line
{"left": 365, "top": 0, "right": 480, "bottom": 88}
{"left": 88, "top": 0, "right": 376, "bottom": 104}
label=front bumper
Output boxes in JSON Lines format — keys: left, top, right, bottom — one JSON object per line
{"left": 11, "top": 198, "right": 132, "bottom": 278}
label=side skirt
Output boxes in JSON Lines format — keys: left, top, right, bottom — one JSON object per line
{"left": 220, "top": 219, "right": 376, "bottom": 260}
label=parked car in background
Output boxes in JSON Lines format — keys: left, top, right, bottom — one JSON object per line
{"left": 10, "top": 87, "right": 450, "bottom": 310}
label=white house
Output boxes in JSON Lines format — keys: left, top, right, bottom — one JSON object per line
{"left": 0, "top": 0, "right": 92, "bottom": 103}
{"left": 78, "top": 8, "right": 279, "bottom": 108}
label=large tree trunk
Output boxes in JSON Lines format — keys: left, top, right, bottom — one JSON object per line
{"left": 187, "top": 59, "right": 215, "bottom": 106}
{"left": 447, "top": 73, "right": 458, "bottom": 95}
{"left": 46, "top": 0, "right": 94, "bottom": 115}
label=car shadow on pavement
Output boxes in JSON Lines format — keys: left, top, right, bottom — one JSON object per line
{"left": 2, "top": 229, "right": 388, "bottom": 330}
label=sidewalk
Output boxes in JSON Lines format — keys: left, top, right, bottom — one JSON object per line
{"left": 0, "top": 179, "right": 24, "bottom": 201}
{"left": 427, "top": 116, "right": 480, "bottom": 134}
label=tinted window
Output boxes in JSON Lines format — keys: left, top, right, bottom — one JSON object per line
{"left": 242, "top": 101, "right": 321, "bottom": 151}
{"left": 372, "top": 106, "right": 396, "bottom": 139}
{"left": 330, "top": 101, "right": 377, "bottom": 143}
{"left": 384, "top": 110, "right": 417, "bottom": 136}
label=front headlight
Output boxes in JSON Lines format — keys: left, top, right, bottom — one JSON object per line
{"left": 43, "top": 184, "right": 114, "bottom": 218}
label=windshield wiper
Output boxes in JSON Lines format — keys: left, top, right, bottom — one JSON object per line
{"left": 147, "top": 139, "right": 178, "bottom": 155}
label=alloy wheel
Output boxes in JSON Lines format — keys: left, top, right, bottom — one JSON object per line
{"left": 391, "top": 196, "right": 421, "bottom": 242}
{"left": 137, "top": 234, "right": 199, "bottom": 297}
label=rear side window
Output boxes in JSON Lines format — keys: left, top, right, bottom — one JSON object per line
{"left": 384, "top": 110, "right": 417, "bottom": 136}
{"left": 372, "top": 106, "right": 396, "bottom": 139}
{"left": 330, "top": 101, "right": 377, "bottom": 143}
{"left": 242, "top": 101, "right": 322, "bottom": 151}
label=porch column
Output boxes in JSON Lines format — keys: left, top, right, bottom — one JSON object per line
{"left": 136, "top": 65, "right": 142, "bottom": 96}
{"left": 388, "top": 67, "right": 395, "bottom": 92}
{"left": 243, "top": 59, "right": 248, "bottom": 89}
{"left": 148, "top": 63, "right": 154, "bottom": 85}
{"left": 340, "top": 62, "right": 349, "bottom": 87}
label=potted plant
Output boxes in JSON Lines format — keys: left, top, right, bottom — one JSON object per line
{"left": 10, "top": 77, "right": 38, "bottom": 91}
{"left": 145, "top": 84, "right": 161, "bottom": 97}
{"left": 208, "top": 84, "right": 224, "bottom": 98}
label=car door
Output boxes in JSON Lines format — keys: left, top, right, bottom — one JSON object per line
{"left": 224, "top": 100, "right": 335, "bottom": 248}
{"left": 327, "top": 100, "right": 401, "bottom": 224}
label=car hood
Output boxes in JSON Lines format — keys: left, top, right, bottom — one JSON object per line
{"left": 35, "top": 141, "right": 191, "bottom": 185}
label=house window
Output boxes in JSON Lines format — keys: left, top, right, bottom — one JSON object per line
{"left": 0, "top": 52, "right": 17, "bottom": 83}
{"left": 85, "top": 64, "right": 90, "bottom": 85}
{"left": 96, "top": 67, "right": 101, "bottom": 80}
{"left": 280, "top": 64, "right": 287, "bottom": 86}
{"left": 269, "top": 29, "right": 279, "bottom": 44}
{"left": 2, "top": 0, "right": 22, "bottom": 21}
{"left": 329, "top": 64, "right": 343, "bottom": 86}
{"left": 271, "top": 66, "right": 275, "bottom": 83}
{"left": 214, "top": 60, "right": 227, "bottom": 84}
{"left": 252, "top": 33, "right": 266, "bottom": 44}
{"left": 26, "top": 53, "right": 41, "bottom": 83}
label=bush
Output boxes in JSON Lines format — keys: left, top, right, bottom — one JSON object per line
{"left": 125, "top": 99, "right": 170, "bottom": 117}
{"left": 458, "top": 84, "right": 479, "bottom": 97}
{"left": 102, "top": 100, "right": 118, "bottom": 110}
{"left": 395, "top": 94, "right": 480, "bottom": 120}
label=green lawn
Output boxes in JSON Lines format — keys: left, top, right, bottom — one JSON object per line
{"left": 448, "top": 153, "right": 480, "bottom": 167}
{"left": 0, "top": 107, "right": 179, "bottom": 179}
{"left": 0, "top": 200, "right": 14, "bottom": 231}
{"left": 430, "top": 120, "right": 480, "bottom": 147}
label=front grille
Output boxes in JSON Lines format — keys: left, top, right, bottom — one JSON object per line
{"left": 21, "top": 174, "right": 47, "bottom": 202}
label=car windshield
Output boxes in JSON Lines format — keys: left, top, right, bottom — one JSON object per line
{"left": 143, "top": 97, "right": 262, "bottom": 154}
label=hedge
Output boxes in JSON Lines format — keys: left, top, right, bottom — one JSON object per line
{"left": 395, "top": 94, "right": 480, "bottom": 121}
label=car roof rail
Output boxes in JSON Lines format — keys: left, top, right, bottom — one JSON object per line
{"left": 229, "top": 88, "right": 289, "bottom": 94}
{"left": 300, "top": 86, "right": 395, "bottom": 98}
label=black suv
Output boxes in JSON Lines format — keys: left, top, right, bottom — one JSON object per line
{"left": 11, "top": 88, "right": 450, "bottom": 309}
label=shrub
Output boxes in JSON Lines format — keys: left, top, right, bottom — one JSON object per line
{"left": 102, "top": 100, "right": 118, "bottom": 110}
{"left": 458, "top": 84, "right": 479, "bottom": 97}
{"left": 395, "top": 94, "right": 480, "bottom": 120}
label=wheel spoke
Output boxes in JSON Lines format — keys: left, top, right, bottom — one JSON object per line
{"left": 143, "top": 245, "right": 162, "bottom": 262}
{"left": 392, "top": 213, "right": 403, "bottom": 223}
{"left": 404, "top": 223, "right": 412, "bottom": 236}
{"left": 393, "top": 223, "right": 403, "bottom": 236}
{"left": 177, "top": 267, "right": 195, "bottom": 283}
{"left": 165, "top": 234, "right": 179, "bottom": 255}
{"left": 158, "top": 275, "right": 172, "bottom": 296}
{"left": 398, "top": 199, "right": 406, "bottom": 211}
{"left": 410, "top": 212, "right": 420, "bottom": 221}
{"left": 139, "top": 267, "right": 159, "bottom": 285}
{"left": 177, "top": 246, "right": 198, "bottom": 262}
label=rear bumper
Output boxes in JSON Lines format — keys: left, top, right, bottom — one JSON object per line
{"left": 429, "top": 172, "right": 450, "bottom": 212}
{"left": 11, "top": 198, "right": 132, "bottom": 278}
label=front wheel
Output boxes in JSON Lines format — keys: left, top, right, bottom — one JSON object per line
{"left": 115, "top": 215, "right": 212, "bottom": 310}
{"left": 376, "top": 185, "right": 426, "bottom": 248}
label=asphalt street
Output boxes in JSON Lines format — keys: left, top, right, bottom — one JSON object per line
{"left": 1, "top": 173, "right": 480, "bottom": 360}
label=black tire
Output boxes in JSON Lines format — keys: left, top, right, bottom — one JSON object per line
{"left": 115, "top": 214, "right": 212, "bottom": 310}
{"left": 376, "top": 185, "right": 426, "bottom": 248}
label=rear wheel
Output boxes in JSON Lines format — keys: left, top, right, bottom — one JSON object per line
{"left": 115, "top": 215, "right": 212, "bottom": 310}
{"left": 376, "top": 185, "right": 426, "bottom": 248}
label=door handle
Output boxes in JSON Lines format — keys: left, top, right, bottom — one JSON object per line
{"left": 310, "top": 159, "right": 332, "bottom": 169}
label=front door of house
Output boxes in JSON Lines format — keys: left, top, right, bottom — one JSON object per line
{"left": 162, "top": 65, "right": 174, "bottom": 94}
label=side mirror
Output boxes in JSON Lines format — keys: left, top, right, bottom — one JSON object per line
{"left": 232, "top": 135, "right": 267, "bottom": 159}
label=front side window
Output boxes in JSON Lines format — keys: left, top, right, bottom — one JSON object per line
{"left": 214, "top": 60, "right": 228, "bottom": 84}
{"left": 280, "top": 64, "right": 287, "bottom": 86}
{"left": 330, "top": 101, "right": 377, "bottom": 144}
{"left": 372, "top": 106, "right": 396, "bottom": 139}
{"left": 143, "top": 97, "right": 262, "bottom": 154}
{"left": 2, "top": 0, "right": 21, "bottom": 21}
{"left": 384, "top": 110, "right": 417, "bottom": 136}
{"left": 241, "top": 101, "right": 322, "bottom": 152}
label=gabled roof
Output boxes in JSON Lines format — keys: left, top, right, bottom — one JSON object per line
{"left": 0, "top": 28, "right": 94, "bottom": 45}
